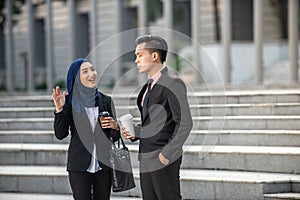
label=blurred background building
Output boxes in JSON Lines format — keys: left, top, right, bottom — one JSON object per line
{"left": 0, "top": 0, "right": 299, "bottom": 93}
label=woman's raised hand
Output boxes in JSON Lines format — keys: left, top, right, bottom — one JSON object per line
{"left": 52, "top": 86, "right": 66, "bottom": 112}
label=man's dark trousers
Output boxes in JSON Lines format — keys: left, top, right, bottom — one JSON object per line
{"left": 139, "top": 157, "right": 182, "bottom": 200}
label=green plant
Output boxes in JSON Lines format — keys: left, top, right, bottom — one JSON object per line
{"left": 54, "top": 80, "right": 66, "bottom": 89}
{"left": 147, "top": 0, "right": 163, "bottom": 23}
{"left": 106, "top": 78, "right": 115, "bottom": 89}
{"left": 147, "top": 0, "right": 183, "bottom": 26}
{"left": 14, "top": 87, "right": 26, "bottom": 92}
{"left": 173, "top": 54, "right": 181, "bottom": 72}
{"left": 0, "top": 84, "right": 6, "bottom": 91}
{"left": 0, "top": 0, "right": 25, "bottom": 22}
{"left": 35, "top": 81, "right": 47, "bottom": 90}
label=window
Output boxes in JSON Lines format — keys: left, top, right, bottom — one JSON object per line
{"left": 76, "top": 13, "right": 90, "bottom": 58}
{"left": 231, "top": 0, "right": 253, "bottom": 41}
{"left": 0, "top": 23, "right": 5, "bottom": 69}
{"left": 34, "top": 18, "right": 46, "bottom": 67}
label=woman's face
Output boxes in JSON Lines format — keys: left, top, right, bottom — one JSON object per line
{"left": 79, "top": 62, "right": 97, "bottom": 88}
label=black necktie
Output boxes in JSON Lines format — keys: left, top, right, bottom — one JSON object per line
{"left": 142, "top": 79, "right": 153, "bottom": 120}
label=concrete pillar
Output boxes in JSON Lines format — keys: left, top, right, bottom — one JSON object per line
{"left": 46, "top": 0, "right": 54, "bottom": 91}
{"left": 191, "top": 0, "right": 201, "bottom": 83}
{"left": 222, "top": 0, "right": 231, "bottom": 83}
{"left": 254, "top": 0, "right": 263, "bottom": 83}
{"left": 164, "top": 0, "right": 173, "bottom": 67}
{"left": 138, "top": 0, "right": 147, "bottom": 36}
{"left": 288, "top": 0, "right": 299, "bottom": 82}
{"left": 138, "top": 0, "right": 147, "bottom": 84}
{"left": 26, "top": 0, "right": 34, "bottom": 92}
{"left": 68, "top": 0, "right": 76, "bottom": 61}
{"left": 114, "top": 0, "right": 122, "bottom": 82}
{"left": 89, "top": 0, "right": 98, "bottom": 65}
{"left": 5, "top": 0, "right": 14, "bottom": 92}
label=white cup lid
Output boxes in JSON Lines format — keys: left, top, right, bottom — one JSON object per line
{"left": 120, "top": 114, "right": 132, "bottom": 121}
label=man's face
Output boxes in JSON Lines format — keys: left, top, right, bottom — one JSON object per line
{"left": 79, "top": 62, "right": 97, "bottom": 88}
{"left": 135, "top": 42, "right": 155, "bottom": 74}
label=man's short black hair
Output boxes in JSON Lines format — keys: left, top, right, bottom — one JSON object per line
{"left": 135, "top": 35, "right": 168, "bottom": 63}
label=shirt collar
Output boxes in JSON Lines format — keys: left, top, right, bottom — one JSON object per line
{"left": 148, "top": 66, "right": 166, "bottom": 84}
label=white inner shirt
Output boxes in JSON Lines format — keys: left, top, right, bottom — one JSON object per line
{"left": 85, "top": 107, "right": 102, "bottom": 173}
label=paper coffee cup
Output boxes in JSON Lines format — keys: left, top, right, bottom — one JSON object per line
{"left": 119, "top": 114, "right": 135, "bottom": 137}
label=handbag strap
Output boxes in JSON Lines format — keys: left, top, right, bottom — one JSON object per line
{"left": 110, "top": 136, "right": 127, "bottom": 150}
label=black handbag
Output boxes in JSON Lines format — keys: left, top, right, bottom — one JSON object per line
{"left": 110, "top": 137, "right": 136, "bottom": 192}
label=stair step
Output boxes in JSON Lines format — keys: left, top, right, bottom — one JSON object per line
{"left": 0, "top": 107, "right": 54, "bottom": 118}
{"left": 0, "top": 143, "right": 67, "bottom": 166}
{"left": 180, "top": 169, "right": 300, "bottom": 198}
{"left": 1, "top": 130, "right": 299, "bottom": 146}
{"left": 1, "top": 90, "right": 300, "bottom": 107}
{"left": 264, "top": 193, "right": 300, "bottom": 199}
{"left": 0, "top": 193, "right": 142, "bottom": 200}
{"left": 0, "top": 193, "right": 73, "bottom": 200}
{"left": 0, "top": 165, "right": 141, "bottom": 196}
{"left": 1, "top": 116, "right": 300, "bottom": 130}
{"left": 2, "top": 102, "right": 300, "bottom": 119}
{"left": 193, "top": 115, "right": 300, "bottom": 130}
{"left": 190, "top": 103, "right": 300, "bottom": 116}
{"left": 116, "top": 103, "right": 300, "bottom": 116}
{"left": 113, "top": 89, "right": 300, "bottom": 105}
{"left": 1, "top": 143, "right": 299, "bottom": 173}
{"left": 0, "top": 118, "right": 53, "bottom": 130}
{"left": 1, "top": 165, "right": 299, "bottom": 199}
{"left": 191, "top": 90, "right": 300, "bottom": 104}
{"left": 128, "top": 145, "right": 300, "bottom": 173}
{"left": 182, "top": 145, "right": 300, "bottom": 173}
{"left": 0, "top": 130, "right": 70, "bottom": 144}
{"left": 0, "top": 96, "right": 53, "bottom": 107}
{"left": 189, "top": 130, "right": 300, "bottom": 146}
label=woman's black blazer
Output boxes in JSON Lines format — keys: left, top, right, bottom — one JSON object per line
{"left": 54, "top": 92, "right": 120, "bottom": 172}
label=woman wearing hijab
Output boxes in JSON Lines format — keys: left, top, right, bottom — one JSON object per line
{"left": 52, "top": 58, "right": 120, "bottom": 200}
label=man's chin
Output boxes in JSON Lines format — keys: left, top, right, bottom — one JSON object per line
{"left": 138, "top": 68, "right": 146, "bottom": 74}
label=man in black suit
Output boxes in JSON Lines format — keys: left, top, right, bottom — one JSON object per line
{"left": 122, "top": 35, "right": 193, "bottom": 200}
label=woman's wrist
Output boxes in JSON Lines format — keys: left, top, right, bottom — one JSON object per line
{"left": 114, "top": 123, "right": 120, "bottom": 131}
{"left": 55, "top": 107, "right": 63, "bottom": 113}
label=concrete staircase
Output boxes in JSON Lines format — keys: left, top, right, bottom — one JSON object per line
{"left": 0, "top": 89, "right": 300, "bottom": 199}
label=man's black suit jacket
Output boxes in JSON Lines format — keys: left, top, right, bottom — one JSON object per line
{"left": 135, "top": 67, "right": 193, "bottom": 162}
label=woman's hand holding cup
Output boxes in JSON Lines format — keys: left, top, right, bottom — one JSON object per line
{"left": 99, "top": 112, "right": 119, "bottom": 130}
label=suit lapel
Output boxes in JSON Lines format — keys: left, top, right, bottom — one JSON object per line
{"left": 137, "top": 84, "right": 147, "bottom": 113}
{"left": 139, "top": 67, "right": 169, "bottom": 123}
